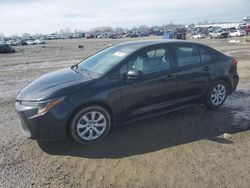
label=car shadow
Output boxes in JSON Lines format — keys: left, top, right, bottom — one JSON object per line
{"left": 38, "top": 105, "right": 249, "bottom": 159}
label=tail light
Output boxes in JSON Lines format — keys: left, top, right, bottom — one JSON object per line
{"left": 232, "top": 59, "right": 238, "bottom": 65}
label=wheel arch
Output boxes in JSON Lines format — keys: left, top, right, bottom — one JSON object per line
{"left": 211, "top": 76, "right": 232, "bottom": 94}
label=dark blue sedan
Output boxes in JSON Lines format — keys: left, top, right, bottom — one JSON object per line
{"left": 16, "top": 40, "right": 239, "bottom": 144}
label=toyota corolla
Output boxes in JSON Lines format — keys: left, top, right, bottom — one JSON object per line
{"left": 15, "top": 40, "right": 239, "bottom": 144}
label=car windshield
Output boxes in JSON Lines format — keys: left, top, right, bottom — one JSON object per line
{"left": 77, "top": 44, "right": 137, "bottom": 77}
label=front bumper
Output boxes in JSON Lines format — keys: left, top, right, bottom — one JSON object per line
{"left": 15, "top": 100, "right": 70, "bottom": 141}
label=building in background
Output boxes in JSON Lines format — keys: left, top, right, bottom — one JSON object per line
{"left": 243, "top": 16, "right": 250, "bottom": 24}
{"left": 194, "top": 16, "right": 250, "bottom": 29}
{"left": 194, "top": 22, "right": 240, "bottom": 29}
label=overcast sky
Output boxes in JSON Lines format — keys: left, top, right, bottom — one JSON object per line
{"left": 0, "top": 0, "right": 249, "bottom": 36}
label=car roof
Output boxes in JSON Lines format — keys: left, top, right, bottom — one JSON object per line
{"left": 116, "top": 39, "right": 209, "bottom": 50}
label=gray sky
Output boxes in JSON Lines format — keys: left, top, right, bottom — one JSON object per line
{"left": 0, "top": 0, "right": 249, "bottom": 36}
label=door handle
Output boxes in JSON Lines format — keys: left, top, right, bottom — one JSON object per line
{"left": 157, "top": 74, "right": 174, "bottom": 82}
{"left": 166, "top": 74, "right": 173, "bottom": 79}
{"left": 202, "top": 66, "right": 211, "bottom": 72}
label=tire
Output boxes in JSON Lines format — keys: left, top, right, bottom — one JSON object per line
{"left": 70, "top": 106, "right": 111, "bottom": 144}
{"left": 205, "top": 80, "right": 229, "bottom": 109}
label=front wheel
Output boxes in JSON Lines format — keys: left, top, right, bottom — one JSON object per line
{"left": 205, "top": 81, "right": 229, "bottom": 109}
{"left": 70, "top": 106, "right": 111, "bottom": 144}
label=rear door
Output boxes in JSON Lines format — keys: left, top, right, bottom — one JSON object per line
{"left": 173, "top": 44, "right": 212, "bottom": 102}
{"left": 120, "top": 45, "right": 177, "bottom": 119}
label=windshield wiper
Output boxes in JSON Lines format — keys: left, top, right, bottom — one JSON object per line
{"left": 72, "top": 64, "right": 92, "bottom": 78}
{"left": 78, "top": 67, "right": 92, "bottom": 78}
{"left": 71, "top": 64, "right": 79, "bottom": 72}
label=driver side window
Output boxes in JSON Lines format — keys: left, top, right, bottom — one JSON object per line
{"left": 127, "top": 47, "right": 170, "bottom": 75}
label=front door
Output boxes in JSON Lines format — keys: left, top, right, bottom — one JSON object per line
{"left": 120, "top": 45, "right": 177, "bottom": 120}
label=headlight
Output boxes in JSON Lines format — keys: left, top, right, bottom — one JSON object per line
{"left": 21, "top": 97, "right": 65, "bottom": 117}
{"left": 21, "top": 101, "right": 38, "bottom": 108}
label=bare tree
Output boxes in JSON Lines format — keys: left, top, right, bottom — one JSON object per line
{"left": 22, "top": 33, "right": 31, "bottom": 39}
{"left": 0, "top": 33, "right": 6, "bottom": 38}
{"left": 59, "top": 27, "right": 71, "bottom": 35}
{"left": 90, "top": 26, "right": 113, "bottom": 33}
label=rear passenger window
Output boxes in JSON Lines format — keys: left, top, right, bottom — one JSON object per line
{"left": 199, "top": 47, "right": 212, "bottom": 63}
{"left": 176, "top": 46, "right": 200, "bottom": 67}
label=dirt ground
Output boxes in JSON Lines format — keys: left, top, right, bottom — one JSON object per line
{"left": 0, "top": 36, "right": 250, "bottom": 188}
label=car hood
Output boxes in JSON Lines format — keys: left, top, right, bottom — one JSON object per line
{"left": 18, "top": 68, "right": 92, "bottom": 101}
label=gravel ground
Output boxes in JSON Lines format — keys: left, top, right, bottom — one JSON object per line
{"left": 0, "top": 37, "right": 250, "bottom": 188}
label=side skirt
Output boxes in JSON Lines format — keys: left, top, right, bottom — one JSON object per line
{"left": 122, "top": 103, "right": 199, "bottom": 125}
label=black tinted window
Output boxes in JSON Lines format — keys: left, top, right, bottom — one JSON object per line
{"left": 199, "top": 47, "right": 212, "bottom": 63}
{"left": 128, "top": 47, "right": 170, "bottom": 74}
{"left": 147, "top": 48, "right": 165, "bottom": 58}
{"left": 176, "top": 46, "right": 200, "bottom": 67}
{"left": 119, "top": 63, "right": 128, "bottom": 78}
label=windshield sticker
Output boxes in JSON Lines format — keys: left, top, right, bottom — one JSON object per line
{"left": 113, "top": 51, "right": 127, "bottom": 57}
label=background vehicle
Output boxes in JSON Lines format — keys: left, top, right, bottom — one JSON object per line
{"left": 209, "top": 29, "right": 229, "bottom": 38}
{"left": 228, "top": 29, "right": 246, "bottom": 37}
{"left": 16, "top": 40, "right": 239, "bottom": 144}
{"left": 86, "top": 34, "right": 95, "bottom": 39}
{"left": 129, "top": 33, "right": 140, "bottom": 38}
{"left": 245, "top": 25, "right": 250, "bottom": 34}
{"left": 34, "top": 39, "right": 46, "bottom": 44}
{"left": 239, "top": 25, "right": 250, "bottom": 34}
{"left": 0, "top": 44, "right": 15, "bottom": 53}
{"left": 97, "top": 34, "right": 107, "bottom": 38}
{"left": 192, "top": 33, "right": 206, "bottom": 39}
{"left": 21, "top": 40, "right": 28, "bottom": 45}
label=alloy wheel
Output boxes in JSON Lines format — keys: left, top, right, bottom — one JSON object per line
{"left": 76, "top": 111, "right": 107, "bottom": 141}
{"left": 210, "top": 84, "right": 226, "bottom": 106}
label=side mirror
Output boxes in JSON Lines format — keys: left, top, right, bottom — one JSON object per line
{"left": 126, "top": 70, "right": 143, "bottom": 81}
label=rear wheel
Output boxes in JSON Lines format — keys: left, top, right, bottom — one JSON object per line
{"left": 205, "top": 81, "right": 229, "bottom": 109}
{"left": 70, "top": 106, "right": 111, "bottom": 144}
